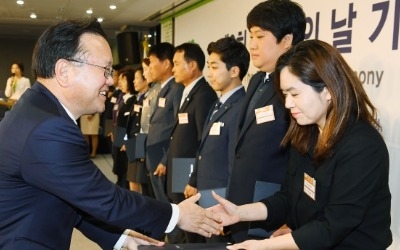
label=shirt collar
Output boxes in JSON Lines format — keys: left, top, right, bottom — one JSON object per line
{"left": 160, "top": 76, "right": 174, "bottom": 89}
{"left": 183, "top": 76, "right": 203, "bottom": 97}
{"left": 59, "top": 101, "right": 78, "bottom": 125}
{"left": 219, "top": 85, "right": 243, "bottom": 104}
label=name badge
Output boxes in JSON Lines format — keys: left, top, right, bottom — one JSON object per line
{"left": 304, "top": 173, "right": 316, "bottom": 200}
{"left": 255, "top": 105, "right": 275, "bottom": 124}
{"left": 178, "top": 113, "right": 189, "bottom": 124}
{"left": 209, "top": 122, "right": 222, "bottom": 135}
{"left": 158, "top": 97, "right": 166, "bottom": 108}
{"left": 143, "top": 99, "right": 150, "bottom": 107}
{"left": 110, "top": 97, "right": 117, "bottom": 104}
{"left": 134, "top": 104, "right": 142, "bottom": 113}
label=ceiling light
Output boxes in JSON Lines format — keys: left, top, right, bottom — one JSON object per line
{"left": 109, "top": 5, "right": 116, "bottom": 10}
{"left": 86, "top": 9, "right": 93, "bottom": 14}
{"left": 16, "top": 0, "right": 24, "bottom": 5}
{"left": 30, "top": 12, "right": 37, "bottom": 19}
{"left": 97, "top": 17, "right": 104, "bottom": 22}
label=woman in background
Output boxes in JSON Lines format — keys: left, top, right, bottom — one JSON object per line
{"left": 210, "top": 40, "right": 392, "bottom": 249}
{"left": 125, "top": 67, "right": 150, "bottom": 193}
{"left": 5, "top": 62, "right": 31, "bottom": 101}
{"left": 80, "top": 113, "right": 100, "bottom": 158}
{"left": 113, "top": 68, "right": 137, "bottom": 188}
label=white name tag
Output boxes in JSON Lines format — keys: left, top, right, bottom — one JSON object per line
{"left": 178, "top": 113, "right": 189, "bottom": 124}
{"left": 255, "top": 105, "right": 275, "bottom": 124}
{"left": 134, "top": 104, "right": 142, "bottom": 113}
{"left": 209, "top": 122, "right": 222, "bottom": 135}
{"left": 110, "top": 97, "right": 117, "bottom": 104}
{"left": 113, "top": 104, "right": 118, "bottom": 111}
{"left": 304, "top": 173, "right": 316, "bottom": 201}
{"left": 158, "top": 97, "right": 166, "bottom": 108}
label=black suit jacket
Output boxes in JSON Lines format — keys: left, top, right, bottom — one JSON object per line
{"left": 0, "top": 83, "right": 172, "bottom": 249}
{"left": 146, "top": 78, "right": 183, "bottom": 172}
{"left": 227, "top": 72, "right": 290, "bottom": 242}
{"left": 189, "top": 87, "right": 245, "bottom": 190}
{"left": 262, "top": 118, "right": 392, "bottom": 249}
{"left": 166, "top": 77, "right": 217, "bottom": 201}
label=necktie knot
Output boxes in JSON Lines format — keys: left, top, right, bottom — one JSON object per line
{"left": 210, "top": 101, "right": 222, "bottom": 121}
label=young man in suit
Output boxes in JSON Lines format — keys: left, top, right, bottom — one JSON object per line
{"left": 184, "top": 37, "right": 250, "bottom": 243}
{"left": 0, "top": 18, "right": 222, "bottom": 250}
{"left": 226, "top": 0, "right": 306, "bottom": 242}
{"left": 163, "top": 42, "right": 218, "bottom": 243}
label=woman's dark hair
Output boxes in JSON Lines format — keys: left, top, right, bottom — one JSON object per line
{"left": 119, "top": 67, "right": 136, "bottom": 94}
{"left": 275, "top": 39, "right": 380, "bottom": 164}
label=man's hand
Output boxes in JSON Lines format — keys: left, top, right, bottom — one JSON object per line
{"left": 123, "top": 230, "right": 165, "bottom": 249}
{"left": 153, "top": 163, "right": 166, "bottom": 176}
{"left": 177, "top": 193, "right": 222, "bottom": 237}
{"left": 184, "top": 184, "right": 197, "bottom": 198}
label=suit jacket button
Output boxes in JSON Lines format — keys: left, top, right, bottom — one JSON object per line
{"left": 171, "top": 136, "right": 173, "bottom": 140}
{"left": 198, "top": 155, "right": 202, "bottom": 160}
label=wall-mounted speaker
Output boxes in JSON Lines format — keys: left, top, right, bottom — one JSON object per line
{"left": 116, "top": 31, "right": 140, "bottom": 65}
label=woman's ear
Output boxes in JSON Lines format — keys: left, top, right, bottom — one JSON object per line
{"left": 324, "top": 87, "right": 332, "bottom": 102}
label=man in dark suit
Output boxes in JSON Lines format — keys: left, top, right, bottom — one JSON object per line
{"left": 184, "top": 37, "right": 249, "bottom": 194}
{"left": 0, "top": 18, "right": 222, "bottom": 250}
{"left": 226, "top": 0, "right": 306, "bottom": 242}
{"left": 162, "top": 42, "right": 218, "bottom": 243}
{"left": 146, "top": 42, "right": 183, "bottom": 204}
{"left": 184, "top": 37, "right": 250, "bottom": 243}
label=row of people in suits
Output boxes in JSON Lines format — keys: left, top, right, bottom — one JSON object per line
{"left": 114, "top": 35, "right": 288, "bottom": 244}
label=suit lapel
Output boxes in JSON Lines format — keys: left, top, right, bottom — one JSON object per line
{"left": 199, "top": 87, "right": 245, "bottom": 151}
{"left": 237, "top": 73, "right": 276, "bottom": 141}
{"left": 179, "top": 77, "right": 205, "bottom": 112}
{"left": 149, "top": 79, "right": 173, "bottom": 121}
{"left": 171, "top": 78, "right": 204, "bottom": 134}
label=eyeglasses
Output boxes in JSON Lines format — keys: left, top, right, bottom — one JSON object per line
{"left": 66, "top": 58, "right": 114, "bottom": 79}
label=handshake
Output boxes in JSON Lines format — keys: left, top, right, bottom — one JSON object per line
{"left": 124, "top": 192, "right": 230, "bottom": 249}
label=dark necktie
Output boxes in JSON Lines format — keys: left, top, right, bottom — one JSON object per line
{"left": 245, "top": 75, "right": 269, "bottom": 117}
{"left": 112, "top": 93, "right": 124, "bottom": 125}
{"left": 209, "top": 101, "right": 222, "bottom": 121}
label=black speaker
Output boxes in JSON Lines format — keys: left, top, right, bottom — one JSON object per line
{"left": 116, "top": 31, "right": 140, "bottom": 65}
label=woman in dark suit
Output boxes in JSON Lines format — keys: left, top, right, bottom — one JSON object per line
{"left": 125, "top": 67, "right": 150, "bottom": 194}
{"left": 210, "top": 40, "right": 392, "bottom": 249}
{"left": 113, "top": 67, "right": 137, "bottom": 188}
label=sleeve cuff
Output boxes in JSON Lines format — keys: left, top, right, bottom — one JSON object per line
{"left": 113, "top": 229, "right": 130, "bottom": 250}
{"left": 165, "top": 204, "right": 179, "bottom": 233}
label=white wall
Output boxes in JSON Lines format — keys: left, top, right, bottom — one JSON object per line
{"left": 169, "top": 0, "right": 400, "bottom": 248}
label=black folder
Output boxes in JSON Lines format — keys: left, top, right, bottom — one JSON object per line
{"left": 113, "top": 126, "right": 126, "bottom": 148}
{"left": 248, "top": 181, "right": 281, "bottom": 237}
{"left": 171, "top": 158, "right": 195, "bottom": 193}
{"left": 103, "top": 119, "right": 114, "bottom": 136}
{"left": 125, "top": 133, "right": 147, "bottom": 162}
{"left": 198, "top": 187, "right": 226, "bottom": 208}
